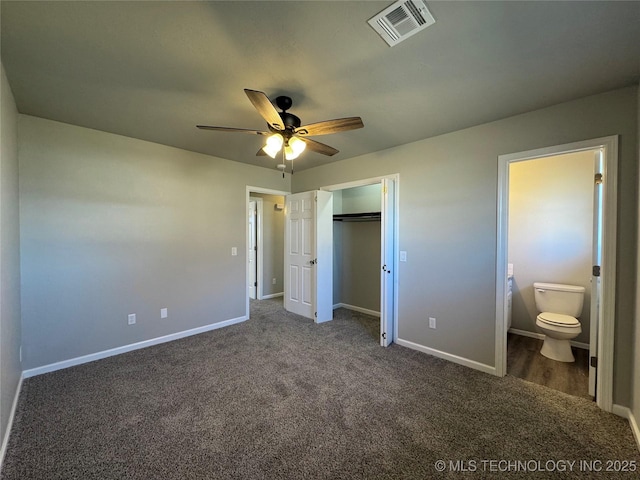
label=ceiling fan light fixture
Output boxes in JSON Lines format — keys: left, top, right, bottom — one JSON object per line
{"left": 284, "top": 144, "right": 298, "bottom": 161}
{"left": 289, "top": 136, "right": 306, "bottom": 155}
{"left": 262, "top": 133, "right": 284, "bottom": 158}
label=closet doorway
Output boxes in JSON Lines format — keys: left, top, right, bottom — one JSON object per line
{"left": 322, "top": 175, "right": 398, "bottom": 346}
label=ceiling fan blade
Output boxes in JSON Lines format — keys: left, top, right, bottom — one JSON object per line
{"left": 244, "top": 89, "right": 284, "bottom": 131}
{"left": 295, "top": 117, "right": 363, "bottom": 136}
{"left": 197, "top": 125, "right": 269, "bottom": 135}
{"left": 299, "top": 137, "right": 339, "bottom": 156}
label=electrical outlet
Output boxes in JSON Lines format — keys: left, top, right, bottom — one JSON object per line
{"left": 272, "top": 278, "right": 277, "bottom": 285}
{"left": 429, "top": 317, "right": 436, "bottom": 329}
{"left": 161, "top": 308, "right": 168, "bottom": 319}
{"left": 128, "top": 313, "right": 136, "bottom": 325}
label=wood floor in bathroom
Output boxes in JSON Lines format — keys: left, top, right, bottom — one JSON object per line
{"left": 507, "top": 333, "right": 590, "bottom": 399}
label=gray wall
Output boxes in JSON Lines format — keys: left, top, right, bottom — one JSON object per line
{"left": 340, "top": 184, "right": 381, "bottom": 214}
{"left": 19, "top": 115, "right": 290, "bottom": 370}
{"left": 0, "top": 64, "right": 22, "bottom": 453}
{"left": 508, "top": 152, "right": 594, "bottom": 344}
{"left": 337, "top": 221, "right": 381, "bottom": 312}
{"left": 292, "top": 86, "right": 638, "bottom": 407}
{"left": 249, "top": 193, "right": 284, "bottom": 297}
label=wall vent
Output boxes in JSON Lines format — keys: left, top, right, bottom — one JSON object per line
{"left": 368, "top": 0, "right": 435, "bottom": 47}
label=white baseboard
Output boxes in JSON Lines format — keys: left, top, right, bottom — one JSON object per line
{"left": 612, "top": 404, "right": 640, "bottom": 452}
{"left": 23, "top": 315, "right": 248, "bottom": 379}
{"left": 508, "top": 328, "right": 590, "bottom": 350}
{"left": 260, "top": 292, "right": 283, "bottom": 300}
{"left": 332, "top": 303, "right": 380, "bottom": 318}
{"left": 395, "top": 338, "right": 496, "bottom": 376}
{"left": 0, "top": 374, "right": 23, "bottom": 473}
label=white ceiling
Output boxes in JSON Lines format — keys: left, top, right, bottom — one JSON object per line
{"left": 2, "top": 1, "right": 639, "bottom": 171}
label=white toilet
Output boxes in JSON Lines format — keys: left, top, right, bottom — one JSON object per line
{"left": 534, "top": 282, "right": 585, "bottom": 362}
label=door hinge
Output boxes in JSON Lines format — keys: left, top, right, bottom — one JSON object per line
{"left": 383, "top": 186, "right": 388, "bottom": 194}
{"left": 593, "top": 265, "right": 601, "bottom": 277}
{"left": 590, "top": 356, "right": 598, "bottom": 368}
{"left": 254, "top": 282, "right": 257, "bottom": 287}
{"left": 381, "top": 332, "right": 387, "bottom": 340}
{"left": 314, "top": 312, "right": 317, "bottom": 318}
{"left": 254, "top": 246, "right": 257, "bottom": 251}
{"left": 595, "top": 173, "right": 603, "bottom": 184}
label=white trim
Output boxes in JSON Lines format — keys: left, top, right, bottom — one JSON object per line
{"left": 508, "top": 328, "right": 589, "bottom": 350}
{"left": 333, "top": 302, "right": 381, "bottom": 318}
{"left": 496, "top": 136, "right": 618, "bottom": 413}
{"left": 246, "top": 186, "right": 290, "bottom": 320}
{"left": 612, "top": 405, "right": 640, "bottom": 452}
{"left": 261, "top": 292, "right": 283, "bottom": 299}
{"left": 23, "top": 315, "right": 247, "bottom": 379}
{"left": 0, "top": 375, "right": 23, "bottom": 473}
{"left": 630, "top": 411, "right": 640, "bottom": 452}
{"left": 396, "top": 338, "right": 496, "bottom": 376}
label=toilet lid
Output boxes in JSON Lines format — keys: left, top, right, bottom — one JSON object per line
{"left": 538, "top": 312, "right": 580, "bottom": 326}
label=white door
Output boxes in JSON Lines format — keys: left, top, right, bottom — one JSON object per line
{"left": 248, "top": 201, "right": 257, "bottom": 299}
{"left": 380, "top": 179, "right": 395, "bottom": 346}
{"left": 589, "top": 149, "right": 604, "bottom": 397}
{"left": 315, "top": 190, "right": 333, "bottom": 322}
{"left": 284, "top": 191, "right": 333, "bottom": 322}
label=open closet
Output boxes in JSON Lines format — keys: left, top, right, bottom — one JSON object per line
{"left": 332, "top": 184, "right": 382, "bottom": 321}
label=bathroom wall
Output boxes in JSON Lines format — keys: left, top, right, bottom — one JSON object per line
{"left": 508, "top": 151, "right": 594, "bottom": 344}
{"left": 249, "top": 193, "right": 285, "bottom": 297}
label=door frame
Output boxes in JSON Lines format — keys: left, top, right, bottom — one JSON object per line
{"left": 246, "top": 186, "right": 290, "bottom": 319}
{"left": 321, "top": 174, "right": 400, "bottom": 344}
{"left": 495, "top": 136, "right": 618, "bottom": 412}
{"left": 248, "top": 197, "right": 263, "bottom": 300}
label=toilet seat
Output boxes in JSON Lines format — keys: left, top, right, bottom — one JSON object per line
{"left": 537, "top": 312, "right": 580, "bottom": 327}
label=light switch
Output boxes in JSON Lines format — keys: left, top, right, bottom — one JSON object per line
{"left": 400, "top": 251, "right": 407, "bottom": 262}
{"left": 231, "top": 247, "right": 237, "bottom": 256}
{"left": 161, "top": 308, "right": 168, "bottom": 319}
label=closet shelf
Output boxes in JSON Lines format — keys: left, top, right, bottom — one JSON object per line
{"left": 333, "top": 212, "right": 381, "bottom": 222}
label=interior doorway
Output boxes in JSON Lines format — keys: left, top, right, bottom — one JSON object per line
{"left": 495, "top": 136, "right": 618, "bottom": 412}
{"left": 248, "top": 199, "right": 258, "bottom": 300}
{"left": 505, "top": 150, "right": 596, "bottom": 399}
{"left": 245, "top": 186, "right": 290, "bottom": 319}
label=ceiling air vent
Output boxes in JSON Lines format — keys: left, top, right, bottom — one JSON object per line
{"left": 368, "top": 0, "right": 435, "bottom": 47}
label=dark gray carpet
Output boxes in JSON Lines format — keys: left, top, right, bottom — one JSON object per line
{"left": 2, "top": 298, "right": 639, "bottom": 479}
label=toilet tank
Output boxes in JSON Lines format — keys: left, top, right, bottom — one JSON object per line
{"left": 533, "top": 282, "right": 585, "bottom": 317}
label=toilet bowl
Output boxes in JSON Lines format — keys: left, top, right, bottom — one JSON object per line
{"left": 535, "top": 312, "right": 581, "bottom": 362}
{"left": 534, "top": 282, "right": 585, "bottom": 363}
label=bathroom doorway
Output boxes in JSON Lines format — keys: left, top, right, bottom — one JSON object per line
{"left": 495, "top": 137, "right": 618, "bottom": 411}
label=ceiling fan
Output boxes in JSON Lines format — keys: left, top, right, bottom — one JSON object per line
{"left": 197, "top": 89, "right": 364, "bottom": 172}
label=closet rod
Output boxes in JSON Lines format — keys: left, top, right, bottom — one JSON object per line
{"left": 333, "top": 212, "right": 381, "bottom": 222}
